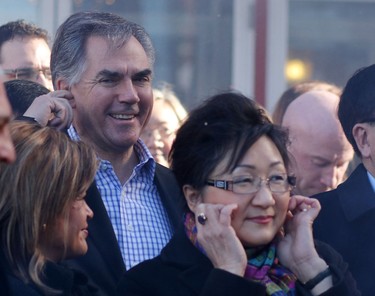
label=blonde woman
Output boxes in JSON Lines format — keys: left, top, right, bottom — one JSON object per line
{"left": 141, "top": 84, "right": 188, "bottom": 167}
{"left": 0, "top": 121, "right": 98, "bottom": 295}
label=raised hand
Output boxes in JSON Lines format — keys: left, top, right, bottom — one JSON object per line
{"left": 194, "top": 203, "right": 247, "bottom": 276}
{"left": 24, "top": 90, "right": 74, "bottom": 130}
{"left": 277, "top": 195, "right": 330, "bottom": 286}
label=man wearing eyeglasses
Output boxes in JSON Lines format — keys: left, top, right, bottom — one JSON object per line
{"left": 312, "top": 64, "right": 375, "bottom": 296}
{"left": 0, "top": 20, "right": 53, "bottom": 90}
{"left": 0, "top": 69, "right": 15, "bottom": 164}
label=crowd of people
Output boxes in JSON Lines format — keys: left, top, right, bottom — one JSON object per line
{"left": 0, "top": 10, "right": 373, "bottom": 296}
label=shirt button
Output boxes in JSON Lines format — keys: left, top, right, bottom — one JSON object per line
{"left": 127, "top": 224, "right": 133, "bottom": 231}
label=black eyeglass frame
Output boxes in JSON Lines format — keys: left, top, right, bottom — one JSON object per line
{"left": 3, "top": 67, "right": 52, "bottom": 80}
{"left": 206, "top": 174, "right": 296, "bottom": 194}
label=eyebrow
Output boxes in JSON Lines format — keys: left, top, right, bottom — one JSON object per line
{"left": 132, "top": 69, "right": 152, "bottom": 80}
{"left": 311, "top": 156, "right": 332, "bottom": 163}
{"left": 95, "top": 69, "right": 124, "bottom": 80}
{"left": 95, "top": 68, "right": 152, "bottom": 80}
{"left": 236, "top": 161, "right": 284, "bottom": 170}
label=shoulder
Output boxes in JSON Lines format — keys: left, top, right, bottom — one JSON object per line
{"left": 155, "top": 163, "right": 175, "bottom": 178}
{"left": 312, "top": 189, "right": 338, "bottom": 203}
{"left": 44, "top": 262, "right": 98, "bottom": 295}
{"left": 5, "top": 274, "right": 42, "bottom": 295}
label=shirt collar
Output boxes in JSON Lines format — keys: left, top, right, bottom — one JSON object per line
{"left": 67, "top": 124, "right": 80, "bottom": 141}
{"left": 67, "top": 125, "right": 156, "bottom": 177}
{"left": 367, "top": 170, "right": 375, "bottom": 193}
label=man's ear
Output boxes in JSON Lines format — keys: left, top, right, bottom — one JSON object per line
{"left": 55, "top": 77, "right": 69, "bottom": 91}
{"left": 353, "top": 123, "right": 371, "bottom": 158}
{"left": 183, "top": 185, "right": 202, "bottom": 213}
{"left": 56, "top": 78, "right": 76, "bottom": 108}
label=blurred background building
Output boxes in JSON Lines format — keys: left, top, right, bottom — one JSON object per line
{"left": 0, "top": 0, "right": 373, "bottom": 112}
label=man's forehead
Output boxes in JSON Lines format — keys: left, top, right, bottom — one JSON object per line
{"left": 299, "top": 141, "right": 353, "bottom": 163}
{"left": 85, "top": 36, "right": 150, "bottom": 72}
{"left": 283, "top": 90, "right": 339, "bottom": 126}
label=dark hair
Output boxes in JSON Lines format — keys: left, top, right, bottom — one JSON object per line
{"left": 5, "top": 79, "right": 50, "bottom": 117}
{"left": 170, "top": 92, "right": 290, "bottom": 194}
{"left": 338, "top": 64, "right": 375, "bottom": 156}
{"left": 273, "top": 80, "right": 342, "bottom": 125}
{"left": 0, "top": 19, "right": 49, "bottom": 53}
{"left": 51, "top": 11, "right": 155, "bottom": 89}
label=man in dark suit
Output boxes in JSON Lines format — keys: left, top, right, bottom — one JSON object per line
{"left": 312, "top": 64, "right": 375, "bottom": 296}
{"left": 34, "top": 12, "right": 185, "bottom": 295}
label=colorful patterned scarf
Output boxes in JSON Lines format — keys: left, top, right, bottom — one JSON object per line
{"left": 184, "top": 212, "right": 297, "bottom": 295}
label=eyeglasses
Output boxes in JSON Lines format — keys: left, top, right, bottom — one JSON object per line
{"left": 142, "top": 126, "right": 176, "bottom": 139}
{"left": 3, "top": 67, "right": 52, "bottom": 81}
{"left": 206, "top": 174, "right": 296, "bottom": 194}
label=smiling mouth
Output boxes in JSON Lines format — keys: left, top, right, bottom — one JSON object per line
{"left": 249, "top": 216, "right": 273, "bottom": 224}
{"left": 110, "top": 114, "right": 135, "bottom": 120}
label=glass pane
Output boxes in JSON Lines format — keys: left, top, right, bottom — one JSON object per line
{"left": 288, "top": 1, "right": 375, "bottom": 88}
{"left": 72, "top": 0, "right": 234, "bottom": 110}
{"left": 0, "top": 0, "right": 40, "bottom": 23}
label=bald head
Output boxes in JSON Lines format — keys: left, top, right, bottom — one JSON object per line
{"left": 282, "top": 90, "right": 353, "bottom": 196}
{"left": 283, "top": 90, "right": 343, "bottom": 140}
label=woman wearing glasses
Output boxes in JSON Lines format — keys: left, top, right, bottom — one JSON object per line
{"left": 117, "top": 92, "right": 359, "bottom": 296}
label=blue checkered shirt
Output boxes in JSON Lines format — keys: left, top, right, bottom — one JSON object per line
{"left": 68, "top": 126, "right": 173, "bottom": 269}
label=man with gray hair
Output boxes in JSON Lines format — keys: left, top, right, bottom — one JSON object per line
{"left": 37, "top": 11, "right": 184, "bottom": 295}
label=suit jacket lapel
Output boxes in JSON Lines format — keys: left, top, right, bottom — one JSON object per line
{"left": 86, "top": 164, "right": 183, "bottom": 276}
{"left": 154, "top": 164, "right": 185, "bottom": 231}
{"left": 337, "top": 163, "right": 375, "bottom": 221}
{"left": 86, "top": 182, "right": 126, "bottom": 275}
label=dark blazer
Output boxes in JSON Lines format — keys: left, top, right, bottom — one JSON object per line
{"left": 117, "top": 225, "right": 359, "bottom": 296}
{"left": 0, "top": 252, "right": 97, "bottom": 296}
{"left": 65, "top": 164, "right": 185, "bottom": 296}
{"left": 313, "top": 163, "right": 375, "bottom": 296}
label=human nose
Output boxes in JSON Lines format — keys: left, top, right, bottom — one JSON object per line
{"left": 142, "top": 129, "right": 164, "bottom": 147}
{"left": 320, "top": 166, "right": 339, "bottom": 189}
{"left": 251, "top": 181, "right": 276, "bottom": 207}
{"left": 118, "top": 79, "right": 139, "bottom": 104}
{"left": 36, "top": 73, "right": 53, "bottom": 91}
{"left": 85, "top": 201, "right": 94, "bottom": 219}
{"left": 0, "top": 128, "right": 16, "bottom": 164}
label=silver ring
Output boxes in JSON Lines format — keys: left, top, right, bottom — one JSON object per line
{"left": 197, "top": 213, "right": 208, "bottom": 225}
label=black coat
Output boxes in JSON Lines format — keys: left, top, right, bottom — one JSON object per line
{"left": 65, "top": 163, "right": 185, "bottom": 296}
{"left": 0, "top": 255, "right": 97, "bottom": 296}
{"left": 313, "top": 163, "right": 375, "bottom": 296}
{"left": 117, "top": 225, "right": 360, "bottom": 296}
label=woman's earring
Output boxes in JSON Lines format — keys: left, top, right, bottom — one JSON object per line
{"left": 42, "top": 224, "right": 47, "bottom": 231}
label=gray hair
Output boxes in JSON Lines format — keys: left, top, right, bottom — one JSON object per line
{"left": 51, "top": 11, "right": 155, "bottom": 88}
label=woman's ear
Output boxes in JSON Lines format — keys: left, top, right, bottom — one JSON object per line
{"left": 183, "top": 185, "right": 202, "bottom": 213}
{"left": 353, "top": 123, "right": 371, "bottom": 158}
